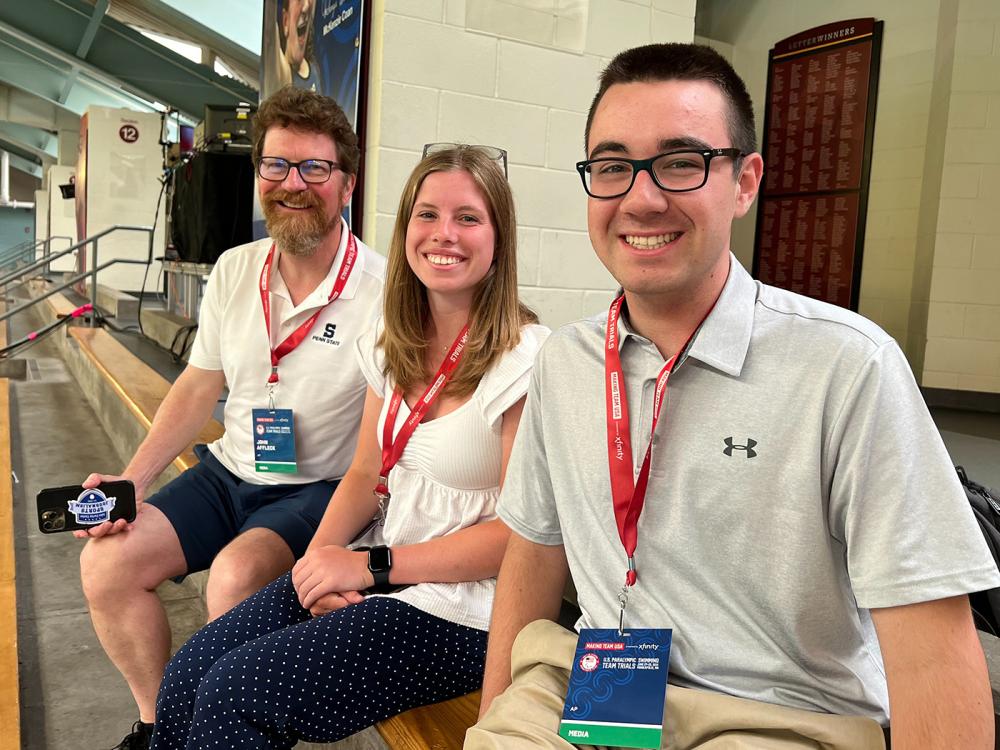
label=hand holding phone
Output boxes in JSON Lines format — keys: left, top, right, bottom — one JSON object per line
{"left": 36, "top": 480, "right": 137, "bottom": 535}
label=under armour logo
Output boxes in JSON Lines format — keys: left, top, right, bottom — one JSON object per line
{"left": 723, "top": 437, "right": 757, "bottom": 458}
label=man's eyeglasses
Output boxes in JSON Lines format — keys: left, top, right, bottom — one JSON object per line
{"left": 256, "top": 157, "right": 344, "bottom": 184}
{"left": 422, "top": 142, "right": 508, "bottom": 177}
{"left": 576, "top": 148, "right": 745, "bottom": 199}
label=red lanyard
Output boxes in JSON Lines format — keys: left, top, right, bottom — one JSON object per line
{"left": 374, "top": 325, "right": 470, "bottom": 503}
{"left": 605, "top": 295, "right": 712, "bottom": 591}
{"left": 259, "top": 232, "right": 358, "bottom": 386}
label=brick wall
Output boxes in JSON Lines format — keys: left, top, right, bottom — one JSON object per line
{"left": 361, "top": 0, "right": 696, "bottom": 329}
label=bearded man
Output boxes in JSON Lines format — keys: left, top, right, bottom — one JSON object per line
{"left": 77, "top": 86, "right": 385, "bottom": 750}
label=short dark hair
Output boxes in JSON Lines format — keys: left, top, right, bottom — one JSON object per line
{"left": 252, "top": 85, "right": 360, "bottom": 175}
{"left": 585, "top": 44, "right": 757, "bottom": 159}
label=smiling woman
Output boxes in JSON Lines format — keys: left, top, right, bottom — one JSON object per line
{"left": 381, "top": 146, "right": 537, "bottom": 398}
{"left": 150, "top": 145, "right": 550, "bottom": 749}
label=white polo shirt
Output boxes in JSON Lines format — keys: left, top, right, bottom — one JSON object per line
{"left": 188, "top": 219, "right": 386, "bottom": 484}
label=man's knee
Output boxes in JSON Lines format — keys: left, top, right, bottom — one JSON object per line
{"left": 80, "top": 535, "right": 150, "bottom": 603}
{"left": 79, "top": 509, "right": 185, "bottom": 604}
{"left": 206, "top": 532, "right": 292, "bottom": 617}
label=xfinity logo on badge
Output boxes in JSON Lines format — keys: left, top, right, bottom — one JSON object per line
{"left": 68, "top": 488, "right": 117, "bottom": 525}
{"left": 723, "top": 437, "right": 757, "bottom": 458}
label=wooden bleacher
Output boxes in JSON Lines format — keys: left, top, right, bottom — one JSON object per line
{"left": 0, "top": 295, "right": 20, "bottom": 749}
{"left": 32, "top": 284, "right": 223, "bottom": 474}
{"left": 69, "top": 327, "right": 223, "bottom": 472}
{"left": 375, "top": 691, "right": 480, "bottom": 749}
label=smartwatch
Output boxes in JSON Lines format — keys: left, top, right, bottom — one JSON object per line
{"left": 367, "top": 545, "right": 393, "bottom": 592}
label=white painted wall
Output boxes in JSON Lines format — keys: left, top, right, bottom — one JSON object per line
{"left": 47, "top": 165, "right": 78, "bottom": 273}
{"left": 362, "top": 0, "right": 696, "bottom": 329}
{"left": 81, "top": 106, "right": 166, "bottom": 292}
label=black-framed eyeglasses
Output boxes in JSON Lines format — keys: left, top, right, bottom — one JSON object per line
{"left": 256, "top": 156, "right": 344, "bottom": 184}
{"left": 576, "top": 148, "right": 744, "bottom": 199}
{"left": 422, "top": 142, "right": 508, "bottom": 177}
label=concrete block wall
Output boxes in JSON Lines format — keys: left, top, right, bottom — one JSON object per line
{"left": 905, "top": 0, "right": 958, "bottom": 383}
{"left": 922, "top": 0, "right": 1000, "bottom": 392}
{"left": 362, "top": 0, "right": 696, "bottom": 330}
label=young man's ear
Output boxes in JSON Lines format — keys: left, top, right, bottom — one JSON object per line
{"left": 734, "top": 152, "right": 764, "bottom": 219}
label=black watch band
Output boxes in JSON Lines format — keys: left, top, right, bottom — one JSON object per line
{"left": 367, "top": 545, "right": 393, "bottom": 592}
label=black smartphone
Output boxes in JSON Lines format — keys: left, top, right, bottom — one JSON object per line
{"left": 36, "top": 480, "right": 137, "bottom": 533}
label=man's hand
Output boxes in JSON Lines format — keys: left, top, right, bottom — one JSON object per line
{"left": 292, "top": 545, "right": 373, "bottom": 611}
{"left": 308, "top": 590, "right": 366, "bottom": 617}
{"left": 71, "top": 472, "right": 145, "bottom": 539}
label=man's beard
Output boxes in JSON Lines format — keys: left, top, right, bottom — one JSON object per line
{"left": 261, "top": 189, "right": 339, "bottom": 257}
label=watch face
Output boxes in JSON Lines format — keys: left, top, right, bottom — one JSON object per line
{"left": 368, "top": 545, "right": 391, "bottom": 572}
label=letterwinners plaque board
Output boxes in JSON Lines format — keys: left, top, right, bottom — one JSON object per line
{"left": 752, "top": 19, "right": 883, "bottom": 311}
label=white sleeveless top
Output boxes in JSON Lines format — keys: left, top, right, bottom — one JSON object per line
{"left": 355, "top": 320, "right": 550, "bottom": 630}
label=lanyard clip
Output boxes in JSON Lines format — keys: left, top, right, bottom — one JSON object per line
{"left": 373, "top": 475, "right": 390, "bottom": 526}
{"left": 618, "top": 584, "right": 630, "bottom": 636}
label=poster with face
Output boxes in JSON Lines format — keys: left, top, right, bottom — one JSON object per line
{"left": 258, "top": 0, "right": 368, "bottom": 236}
{"left": 261, "top": 0, "right": 363, "bottom": 126}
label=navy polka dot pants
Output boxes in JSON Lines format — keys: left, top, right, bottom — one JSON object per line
{"left": 151, "top": 573, "right": 487, "bottom": 749}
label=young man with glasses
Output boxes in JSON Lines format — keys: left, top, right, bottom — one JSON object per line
{"left": 469, "top": 44, "right": 999, "bottom": 749}
{"left": 77, "top": 85, "right": 384, "bottom": 750}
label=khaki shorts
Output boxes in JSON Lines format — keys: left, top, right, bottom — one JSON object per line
{"left": 466, "top": 620, "right": 887, "bottom": 750}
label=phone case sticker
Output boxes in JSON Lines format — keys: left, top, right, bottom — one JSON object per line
{"left": 67, "top": 488, "right": 118, "bottom": 525}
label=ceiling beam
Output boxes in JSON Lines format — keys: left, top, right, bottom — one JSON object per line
{"left": 0, "top": 0, "right": 257, "bottom": 119}
{"left": 0, "top": 122, "right": 58, "bottom": 161}
{"left": 0, "top": 144, "right": 43, "bottom": 178}
{"left": 0, "top": 36, "right": 161, "bottom": 117}
{"left": 0, "top": 25, "right": 168, "bottom": 115}
{"left": 58, "top": 0, "right": 110, "bottom": 104}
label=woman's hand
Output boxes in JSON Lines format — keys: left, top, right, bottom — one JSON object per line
{"left": 292, "top": 545, "right": 375, "bottom": 611}
{"left": 308, "top": 590, "right": 366, "bottom": 617}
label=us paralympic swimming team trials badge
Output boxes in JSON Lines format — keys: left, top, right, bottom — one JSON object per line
{"left": 67, "top": 488, "right": 117, "bottom": 525}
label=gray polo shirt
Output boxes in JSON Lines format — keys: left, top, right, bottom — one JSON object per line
{"left": 498, "top": 255, "right": 1000, "bottom": 724}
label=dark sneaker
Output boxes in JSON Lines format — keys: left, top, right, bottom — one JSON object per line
{"left": 111, "top": 721, "right": 153, "bottom": 750}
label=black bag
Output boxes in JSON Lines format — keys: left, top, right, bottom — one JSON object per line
{"left": 958, "top": 466, "right": 1000, "bottom": 635}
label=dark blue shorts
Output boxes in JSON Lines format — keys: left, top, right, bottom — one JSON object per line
{"left": 146, "top": 444, "right": 338, "bottom": 576}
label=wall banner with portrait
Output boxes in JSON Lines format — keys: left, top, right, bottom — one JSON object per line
{"left": 752, "top": 19, "right": 883, "bottom": 311}
{"left": 258, "top": 0, "right": 371, "bottom": 236}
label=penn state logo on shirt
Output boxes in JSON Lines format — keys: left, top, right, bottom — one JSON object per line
{"left": 311, "top": 322, "right": 341, "bottom": 347}
{"left": 67, "top": 488, "right": 117, "bottom": 525}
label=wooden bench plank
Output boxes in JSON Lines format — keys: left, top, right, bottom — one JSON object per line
{"left": 0, "top": 378, "right": 21, "bottom": 749}
{"left": 45, "top": 292, "right": 78, "bottom": 318}
{"left": 376, "top": 691, "right": 480, "bottom": 750}
{"left": 69, "top": 328, "right": 224, "bottom": 473}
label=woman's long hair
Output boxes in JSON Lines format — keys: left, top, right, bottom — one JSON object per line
{"left": 379, "top": 147, "right": 537, "bottom": 397}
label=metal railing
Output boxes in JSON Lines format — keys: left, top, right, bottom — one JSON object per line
{"left": 0, "top": 239, "right": 32, "bottom": 269}
{"left": 0, "top": 225, "right": 154, "bottom": 328}
{"left": 0, "top": 235, "right": 73, "bottom": 271}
